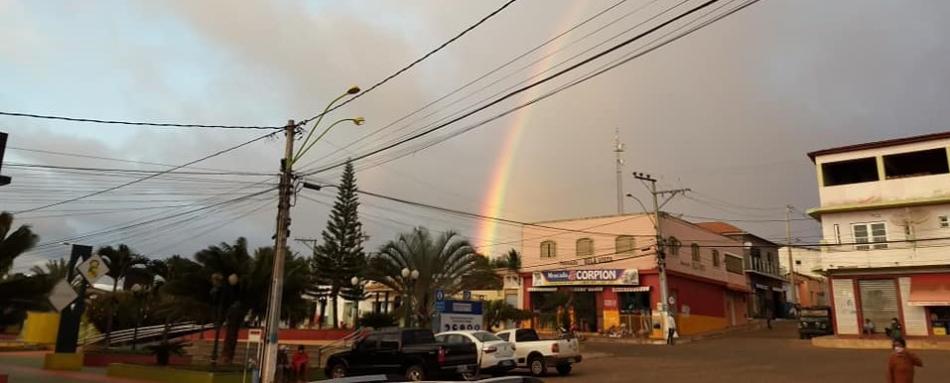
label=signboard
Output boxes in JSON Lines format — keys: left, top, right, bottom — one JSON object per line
{"left": 614, "top": 286, "right": 650, "bottom": 293}
{"left": 532, "top": 269, "right": 638, "bottom": 286}
{"left": 247, "top": 329, "right": 263, "bottom": 343}
{"left": 462, "top": 290, "right": 472, "bottom": 301}
{"left": 435, "top": 289, "right": 445, "bottom": 302}
{"left": 439, "top": 313, "right": 482, "bottom": 332}
{"left": 438, "top": 300, "right": 483, "bottom": 314}
{"left": 49, "top": 279, "right": 78, "bottom": 312}
{"left": 77, "top": 254, "right": 109, "bottom": 285}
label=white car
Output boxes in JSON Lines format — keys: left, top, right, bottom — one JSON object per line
{"left": 435, "top": 330, "right": 517, "bottom": 376}
{"left": 495, "top": 328, "right": 581, "bottom": 376}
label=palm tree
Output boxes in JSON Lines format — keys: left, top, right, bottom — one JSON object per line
{"left": 0, "top": 212, "right": 39, "bottom": 276}
{"left": 29, "top": 258, "right": 70, "bottom": 281}
{"left": 366, "top": 227, "right": 501, "bottom": 327}
{"left": 98, "top": 244, "right": 147, "bottom": 343}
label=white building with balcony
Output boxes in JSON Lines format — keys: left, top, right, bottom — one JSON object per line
{"left": 807, "top": 131, "right": 950, "bottom": 337}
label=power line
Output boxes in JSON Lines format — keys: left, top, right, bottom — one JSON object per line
{"left": 7, "top": 146, "right": 249, "bottom": 173}
{"left": 305, "top": 0, "right": 755, "bottom": 176}
{"left": 0, "top": 111, "right": 282, "bottom": 130}
{"left": 297, "top": 0, "right": 520, "bottom": 126}
{"left": 5, "top": 163, "right": 276, "bottom": 176}
{"left": 300, "top": 0, "right": 637, "bottom": 168}
{"left": 12, "top": 132, "right": 277, "bottom": 214}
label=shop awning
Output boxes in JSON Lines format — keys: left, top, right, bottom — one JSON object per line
{"left": 908, "top": 275, "right": 950, "bottom": 306}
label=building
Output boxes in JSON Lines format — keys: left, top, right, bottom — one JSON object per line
{"left": 807, "top": 131, "right": 950, "bottom": 337}
{"left": 778, "top": 246, "right": 827, "bottom": 307}
{"left": 697, "top": 222, "right": 788, "bottom": 318}
{"left": 520, "top": 213, "right": 749, "bottom": 337}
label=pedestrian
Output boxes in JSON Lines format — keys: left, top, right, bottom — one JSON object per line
{"left": 888, "top": 338, "right": 923, "bottom": 383}
{"left": 887, "top": 318, "right": 903, "bottom": 341}
{"left": 666, "top": 312, "right": 677, "bottom": 345}
{"left": 863, "top": 318, "right": 876, "bottom": 337}
{"left": 276, "top": 345, "right": 291, "bottom": 383}
{"left": 291, "top": 345, "right": 310, "bottom": 383}
{"left": 766, "top": 308, "right": 774, "bottom": 330}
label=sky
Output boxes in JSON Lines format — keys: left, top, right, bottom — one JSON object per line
{"left": 2, "top": 0, "right": 949, "bottom": 274}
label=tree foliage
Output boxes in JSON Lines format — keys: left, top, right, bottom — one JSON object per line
{"left": 0, "top": 211, "right": 39, "bottom": 276}
{"left": 366, "top": 227, "right": 501, "bottom": 327}
{"left": 310, "top": 161, "right": 366, "bottom": 328}
{"left": 483, "top": 300, "right": 534, "bottom": 331}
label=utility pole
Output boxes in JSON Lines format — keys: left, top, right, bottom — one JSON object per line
{"left": 786, "top": 205, "right": 797, "bottom": 305}
{"left": 614, "top": 128, "right": 625, "bottom": 215}
{"left": 632, "top": 172, "right": 688, "bottom": 341}
{"left": 260, "top": 120, "right": 296, "bottom": 383}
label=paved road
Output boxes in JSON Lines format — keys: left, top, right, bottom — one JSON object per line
{"left": 541, "top": 321, "right": 948, "bottom": 383}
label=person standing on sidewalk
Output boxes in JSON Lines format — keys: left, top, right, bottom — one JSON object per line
{"left": 666, "top": 313, "right": 677, "bottom": 345}
{"left": 888, "top": 338, "right": 922, "bottom": 383}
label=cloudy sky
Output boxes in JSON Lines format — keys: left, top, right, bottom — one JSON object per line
{"left": 2, "top": 0, "right": 949, "bottom": 273}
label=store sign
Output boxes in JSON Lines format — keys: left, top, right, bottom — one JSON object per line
{"left": 614, "top": 286, "right": 650, "bottom": 293}
{"left": 533, "top": 269, "right": 638, "bottom": 286}
{"left": 439, "top": 313, "right": 482, "bottom": 332}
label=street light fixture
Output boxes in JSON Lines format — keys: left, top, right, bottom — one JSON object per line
{"left": 130, "top": 283, "right": 146, "bottom": 351}
{"left": 401, "top": 268, "right": 419, "bottom": 328}
{"left": 351, "top": 277, "right": 361, "bottom": 328}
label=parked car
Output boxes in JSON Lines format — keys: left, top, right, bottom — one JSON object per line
{"left": 798, "top": 306, "right": 833, "bottom": 339}
{"left": 435, "top": 330, "right": 517, "bottom": 377}
{"left": 495, "top": 328, "right": 581, "bottom": 377}
{"left": 324, "top": 328, "right": 478, "bottom": 381}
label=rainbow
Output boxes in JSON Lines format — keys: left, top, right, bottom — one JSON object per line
{"left": 475, "top": 2, "right": 589, "bottom": 253}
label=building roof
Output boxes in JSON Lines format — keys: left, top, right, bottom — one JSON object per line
{"left": 694, "top": 221, "right": 745, "bottom": 235}
{"left": 806, "top": 131, "right": 950, "bottom": 162}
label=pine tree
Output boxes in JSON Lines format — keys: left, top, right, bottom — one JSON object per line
{"left": 310, "top": 161, "right": 366, "bottom": 328}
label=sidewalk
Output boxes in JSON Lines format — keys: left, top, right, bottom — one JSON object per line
{"left": 584, "top": 320, "right": 768, "bottom": 345}
{"left": 0, "top": 351, "right": 148, "bottom": 383}
{"left": 812, "top": 335, "right": 950, "bottom": 350}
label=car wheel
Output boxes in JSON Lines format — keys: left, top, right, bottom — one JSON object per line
{"left": 462, "top": 371, "right": 480, "bottom": 381}
{"left": 556, "top": 364, "right": 572, "bottom": 376}
{"left": 405, "top": 364, "right": 426, "bottom": 381}
{"left": 528, "top": 356, "right": 547, "bottom": 377}
{"left": 328, "top": 363, "right": 347, "bottom": 379}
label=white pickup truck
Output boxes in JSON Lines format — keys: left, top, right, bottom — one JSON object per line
{"left": 495, "top": 328, "right": 582, "bottom": 377}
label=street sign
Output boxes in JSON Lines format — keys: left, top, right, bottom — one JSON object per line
{"left": 668, "top": 296, "right": 676, "bottom": 305}
{"left": 462, "top": 290, "right": 472, "bottom": 301}
{"left": 435, "top": 301, "right": 446, "bottom": 313}
{"left": 49, "top": 279, "right": 78, "bottom": 312}
{"left": 435, "top": 289, "right": 445, "bottom": 302}
{"left": 77, "top": 254, "right": 109, "bottom": 285}
{"left": 247, "top": 329, "right": 263, "bottom": 343}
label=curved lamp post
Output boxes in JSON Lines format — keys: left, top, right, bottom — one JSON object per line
{"left": 401, "top": 268, "right": 420, "bottom": 327}
{"left": 130, "top": 283, "right": 147, "bottom": 350}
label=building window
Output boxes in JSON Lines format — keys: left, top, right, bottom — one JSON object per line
{"left": 691, "top": 243, "right": 701, "bottom": 262}
{"left": 712, "top": 250, "right": 720, "bottom": 267}
{"left": 576, "top": 238, "right": 594, "bottom": 258}
{"left": 821, "top": 157, "right": 879, "bottom": 186}
{"left": 751, "top": 247, "right": 761, "bottom": 271}
{"left": 615, "top": 235, "right": 636, "bottom": 255}
{"left": 883, "top": 148, "right": 950, "bottom": 180}
{"left": 668, "top": 237, "right": 681, "bottom": 256}
{"left": 853, "top": 222, "right": 887, "bottom": 250}
{"left": 725, "top": 254, "right": 743, "bottom": 274}
{"left": 833, "top": 224, "right": 841, "bottom": 244}
{"left": 540, "top": 241, "right": 557, "bottom": 258}
{"left": 940, "top": 216, "right": 949, "bottom": 229}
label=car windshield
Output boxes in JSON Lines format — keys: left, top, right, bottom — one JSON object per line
{"left": 801, "top": 309, "right": 828, "bottom": 317}
{"left": 471, "top": 331, "right": 502, "bottom": 342}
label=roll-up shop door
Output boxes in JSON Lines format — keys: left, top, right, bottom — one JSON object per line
{"left": 858, "top": 279, "right": 900, "bottom": 328}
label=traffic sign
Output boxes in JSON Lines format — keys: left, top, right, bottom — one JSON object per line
{"left": 77, "top": 254, "right": 109, "bottom": 285}
{"left": 247, "top": 329, "right": 263, "bottom": 343}
{"left": 462, "top": 290, "right": 472, "bottom": 301}
{"left": 435, "top": 289, "right": 445, "bottom": 302}
{"left": 48, "top": 279, "right": 78, "bottom": 312}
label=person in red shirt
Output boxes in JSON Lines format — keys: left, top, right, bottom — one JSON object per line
{"left": 888, "top": 338, "right": 923, "bottom": 383}
{"left": 291, "top": 345, "right": 310, "bottom": 383}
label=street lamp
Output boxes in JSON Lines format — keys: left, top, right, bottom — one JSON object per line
{"left": 209, "top": 272, "right": 237, "bottom": 370}
{"left": 130, "top": 283, "right": 147, "bottom": 351}
{"left": 401, "top": 268, "right": 419, "bottom": 328}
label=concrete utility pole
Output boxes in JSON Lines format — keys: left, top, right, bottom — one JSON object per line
{"left": 260, "top": 120, "right": 296, "bottom": 383}
{"left": 614, "top": 129, "right": 625, "bottom": 215}
{"left": 632, "top": 172, "right": 688, "bottom": 340}
{"left": 786, "top": 205, "right": 797, "bottom": 305}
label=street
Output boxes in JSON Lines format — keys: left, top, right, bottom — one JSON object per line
{"left": 542, "top": 321, "right": 948, "bottom": 383}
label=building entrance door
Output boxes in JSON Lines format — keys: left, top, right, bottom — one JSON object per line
{"left": 858, "top": 279, "right": 899, "bottom": 330}
{"left": 573, "top": 292, "right": 598, "bottom": 332}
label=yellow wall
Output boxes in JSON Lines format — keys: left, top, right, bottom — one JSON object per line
{"left": 21, "top": 311, "right": 60, "bottom": 345}
{"left": 603, "top": 309, "right": 620, "bottom": 330}
{"left": 677, "top": 314, "right": 728, "bottom": 336}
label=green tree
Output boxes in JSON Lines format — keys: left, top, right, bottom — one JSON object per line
{"left": 30, "top": 258, "right": 70, "bottom": 281}
{"left": 0, "top": 212, "right": 39, "bottom": 276}
{"left": 98, "top": 244, "right": 147, "bottom": 343}
{"left": 483, "top": 300, "right": 534, "bottom": 331}
{"left": 310, "top": 161, "right": 366, "bottom": 328}
{"left": 491, "top": 249, "right": 522, "bottom": 272}
{"left": 0, "top": 212, "right": 43, "bottom": 327}
{"left": 366, "top": 227, "right": 501, "bottom": 327}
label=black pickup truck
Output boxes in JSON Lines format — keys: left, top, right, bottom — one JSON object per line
{"left": 325, "top": 328, "right": 478, "bottom": 381}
